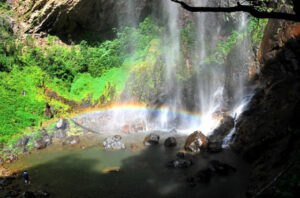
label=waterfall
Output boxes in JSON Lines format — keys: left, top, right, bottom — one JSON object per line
{"left": 87, "top": 0, "right": 255, "bottom": 136}
{"left": 222, "top": 92, "right": 254, "bottom": 148}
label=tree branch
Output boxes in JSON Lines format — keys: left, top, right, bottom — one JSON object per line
{"left": 171, "top": 0, "right": 300, "bottom": 22}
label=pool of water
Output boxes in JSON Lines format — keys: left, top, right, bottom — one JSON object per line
{"left": 4, "top": 134, "right": 250, "bottom": 198}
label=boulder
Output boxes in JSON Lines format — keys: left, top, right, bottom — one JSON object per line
{"left": 143, "top": 133, "right": 160, "bottom": 146}
{"left": 164, "top": 137, "right": 177, "bottom": 147}
{"left": 167, "top": 159, "right": 193, "bottom": 168}
{"left": 103, "top": 135, "right": 125, "bottom": 150}
{"left": 63, "top": 136, "right": 80, "bottom": 145}
{"left": 184, "top": 131, "right": 207, "bottom": 152}
{"left": 56, "top": 119, "right": 69, "bottom": 130}
{"left": 34, "top": 138, "right": 47, "bottom": 150}
{"left": 54, "top": 119, "right": 69, "bottom": 139}
{"left": 16, "top": 136, "right": 31, "bottom": 148}
{"left": 34, "top": 133, "right": 52, "bottom": 150}
{"left": 208, "top": 115, "right": 234, "bottom": 144}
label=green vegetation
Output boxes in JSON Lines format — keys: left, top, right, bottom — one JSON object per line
{"left": 0, "top": 2, "right": 14, "bottom": 16}
{"left": 248, "top": 17, "right": 268, "bottom": 46}
{"left": 0, "top": 16, "right": 162, "bottom": 143}
{"left": 204, "top": 17, "right": 268, "bottom": 64}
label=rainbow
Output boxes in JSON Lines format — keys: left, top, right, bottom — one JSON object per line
{"left": 75, "top": 102, "right": 203, "bottom": 122}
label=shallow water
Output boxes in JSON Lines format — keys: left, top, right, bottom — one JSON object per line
{"left": 5, "top": 134, "right": 249, "bottom": 198}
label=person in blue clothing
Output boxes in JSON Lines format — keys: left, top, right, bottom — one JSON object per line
{"left": 23, "top": 171, "right": 30, "bottom": 184}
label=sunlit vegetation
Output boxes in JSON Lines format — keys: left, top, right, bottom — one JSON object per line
{"left": 0, "top": 15, "right": 162, "bottom": 143}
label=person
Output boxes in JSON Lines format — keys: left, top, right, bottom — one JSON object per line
{"left": 23, "top": 171, "right": 30, "bottom": 184}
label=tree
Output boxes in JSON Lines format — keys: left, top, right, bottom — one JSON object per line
{"left": 171, "top": 0, "right": 300, "bottom": 22}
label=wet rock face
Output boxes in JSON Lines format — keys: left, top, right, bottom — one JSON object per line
{"left": 207, "top": 115, "right": 234, "bottom": 153}
{"left": 184, "top": 131, "right": 207, "bottom": 152}
{"left": 103, "top": 135, "right": 125, "bottom": 150}
{"left": 232, "top": 20, "right": 300, "bottom": 195}
{"left": 143, "top": 133, "right": 160, "bottom": 146}
{"left": 16, "top": 0, "right": 160, "bottom": 41}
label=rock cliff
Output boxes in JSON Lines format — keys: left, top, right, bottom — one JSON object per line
{"left": 232, "top": 20, "right": 300, "bottom": 196}
{"left": 13, "top": 0, "right": 159, "bottom": 42}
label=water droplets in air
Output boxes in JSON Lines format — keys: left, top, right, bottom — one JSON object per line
{"left": 76, "top": 0, "right": 254, "bottom": 137}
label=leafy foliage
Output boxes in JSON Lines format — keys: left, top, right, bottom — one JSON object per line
{"left": 0, "top": 66, "right": 47, "bottom": 143}
{"left": 0, "top": 16, "right": 162, "bottom": 143}
{"left": 0, "top": 2, "right": 14, "bottom": 16}
{"left": 203, "top": 17, "right": 268, "bottom": 64}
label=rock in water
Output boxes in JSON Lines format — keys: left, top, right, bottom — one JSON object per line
{"left": 164, "top": 137, "right": 177, "bottom": 147}
{"left": 167, "top": 159, "right": 193, "bottom": 168}
{"left": 103, "top": 135, "right": 125, "bottom": 150}
{"left": 184, "top": 131, "right": 207, "bottom": 152}
{"left": 143, "top": 133, "right": 160, "bottom": 146}
{"left": 63, "top": 136, "right": 80, "bottom": 145}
